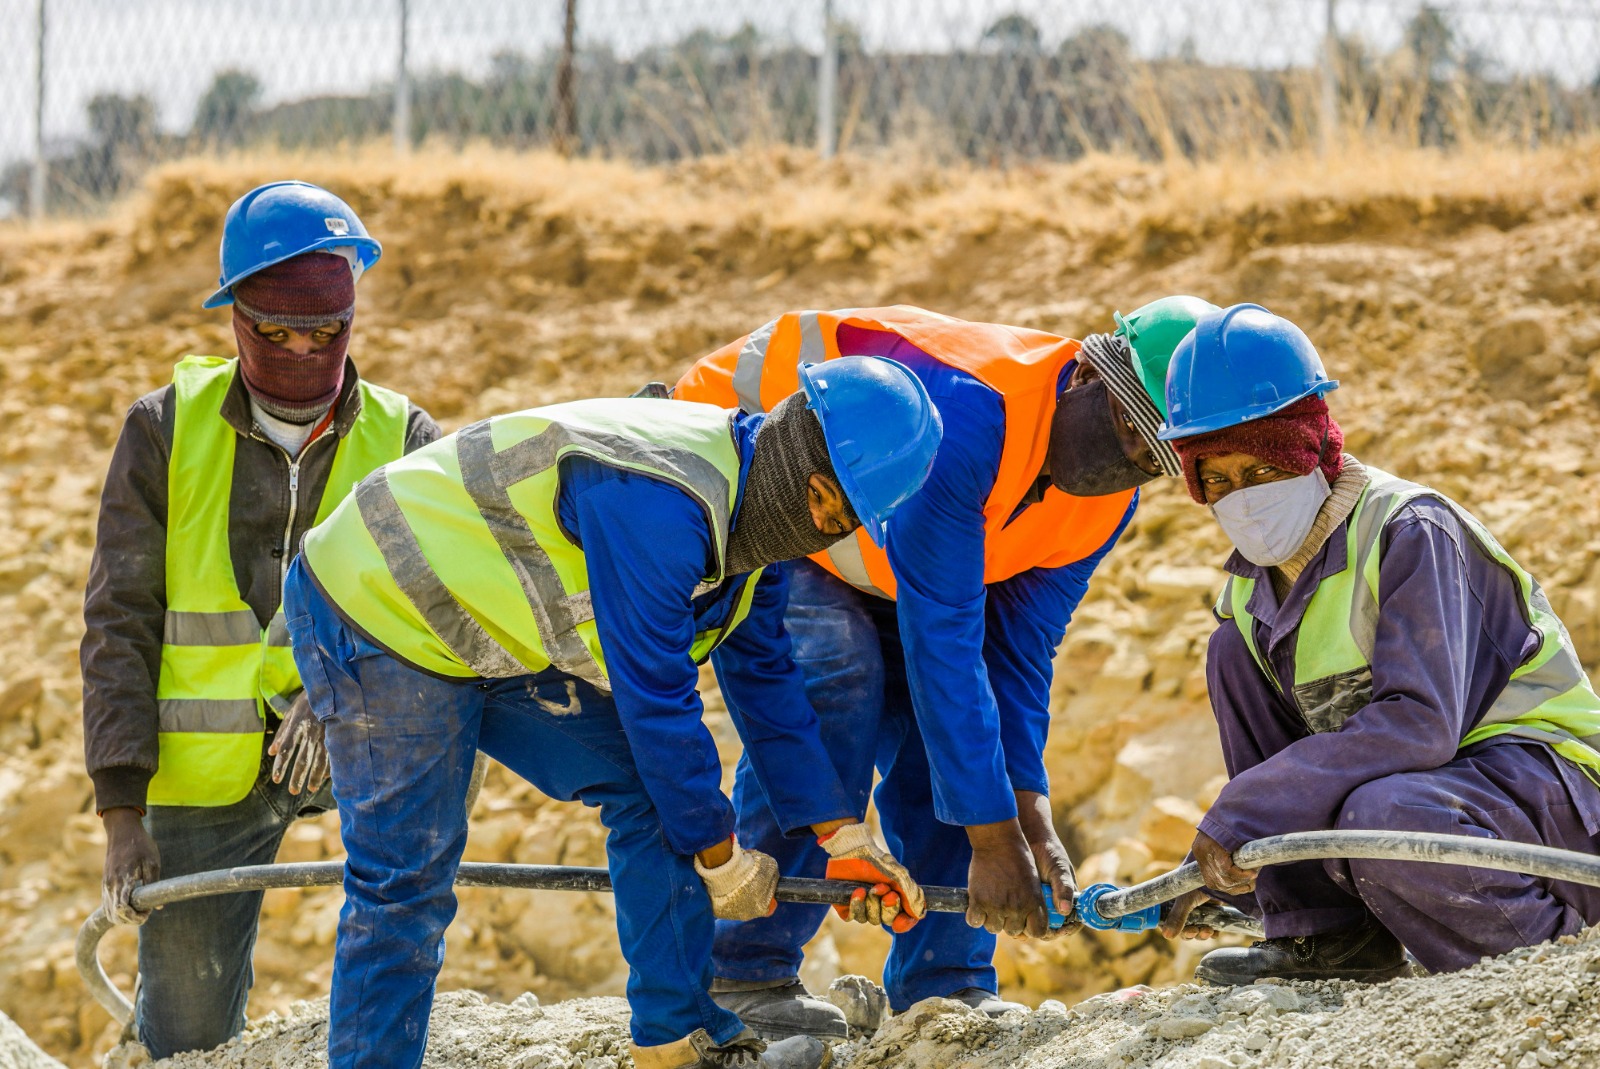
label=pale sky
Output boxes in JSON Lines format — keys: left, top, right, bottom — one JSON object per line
{"left": 1, "top": 0, "right": 1597, "bottom": 167}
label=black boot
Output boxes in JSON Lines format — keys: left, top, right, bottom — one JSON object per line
{"left": 710, "top": 979, "right": 849, "bottom": 1041}
{"left": 946, "top": 987, "right": 1029, "bottom": 1018}
{"left": 1194, "top": 916, "right": 1409, "bottom": 986}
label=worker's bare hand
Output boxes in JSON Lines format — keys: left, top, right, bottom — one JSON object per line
{"left": 102, "top": 807, "right": 160, "bottom": 926}
{"left": 1159, "top": 888, "right": 1221, "bottom": 940}
{"left": 965, "top": 819, "right": 1044, "bottom": 937}
{"left": 1017, "top": 791, "right": 1081, "bottom": 940}
{"left": 1191, "top": 830, "right": 1256, "bottom": 896}
{"left": 269, "top": 692, "right": 329, "bottom": 796}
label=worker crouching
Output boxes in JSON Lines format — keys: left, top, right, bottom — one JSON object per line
{"left": 1157, "top": 304, "right": 1600, "bottom": 982}
{"left": 283, "top": 358, "right": 940, "bottom": 1069}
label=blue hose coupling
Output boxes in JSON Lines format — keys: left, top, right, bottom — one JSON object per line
{"left": 1075, "top": 883, "right": 1162, "bottom": 932}
{"left": 1042, "top": 883, "right": 1071, "bottom": 930}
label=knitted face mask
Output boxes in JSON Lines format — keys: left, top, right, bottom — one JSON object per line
{"left": 230, "top": 252, "right": 356, "bottom": 422}
{"left": 724, "top": 393, "right": 853, "bottom": 577}
{"left": 1048, "top": 379, "right": 1158, "bottom": 498}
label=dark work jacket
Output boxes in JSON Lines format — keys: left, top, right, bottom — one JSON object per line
{"left": 81, "top": 358, "right": 440, "bottom": 813}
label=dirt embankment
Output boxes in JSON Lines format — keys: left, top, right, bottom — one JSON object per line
{"left": 0, "top": 142, "right": 1597, "bottom": 1065}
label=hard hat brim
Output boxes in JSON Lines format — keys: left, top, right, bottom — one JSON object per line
{"left": 202, "top": 236, "right": 382, "bottom": 309}
{"left": 1156, "top": 380, "right": 1338, "bottom": 440}
{"left": 798, "top": 363, "right": 888, "bottom": 546}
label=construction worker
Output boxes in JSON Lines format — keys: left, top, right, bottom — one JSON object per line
{"left": 1156, "top": 304, "right": 1600, "bottom": 982}
{"left": 282, "top": 356, "right": 941, "bottom": 1069}
{"left": 673, "top": 301, "right": 1215, "bottom": 1037}
{"left": 81, "top": 181, "right": 438, "bottom": 1057}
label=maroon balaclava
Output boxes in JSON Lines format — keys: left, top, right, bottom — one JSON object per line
{"left": 1172, "top": 395, "right": 1345, "bottom": 503}
{"left": 231, "top": 252, "right": 356, "bottom": 422}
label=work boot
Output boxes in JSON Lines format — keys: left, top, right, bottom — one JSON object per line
{"left": 947, "top": 987, "right": 1029, "bottom": 1017}
{"left": 630, "top": 1027, "right": 830, "bottom": 1069}
{"left": 1194, "top": 916, "right": 1409, "bottom": 986}
{"left": 711, "top": 979, "right": 849, "bottom": 1041}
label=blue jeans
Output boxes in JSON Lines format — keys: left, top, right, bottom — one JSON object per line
{"left": 283, "top": 557, "right": 744, "bottom": 1069}
{"left": 712, "top": 560, "right": 994, "bottom": 1009}
{"left": 136, "top": 759, "right": 332, "bottom": 1058}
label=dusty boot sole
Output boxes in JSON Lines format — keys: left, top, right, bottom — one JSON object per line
{"left": 1194, "top": 958, "right": 1412, "bottom": 986}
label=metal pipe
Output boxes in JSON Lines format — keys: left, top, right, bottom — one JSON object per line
{"left": 83, "top": 829, "right": 1600, "bottom": 1027}
{"left": 393, "top": 0, "right": 411, "bottom": 155}
{"left": 30, "top": 0, "right": 47, "bottom": 220}
{"left": 816, "top": 0, "right": 837, "bottom": 158}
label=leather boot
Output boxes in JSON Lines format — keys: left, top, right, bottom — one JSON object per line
{"left": 710, "top": 979, "right": 849, "bottom": 1041}
{"left": 630, "top": 1028, "right": 830, "bottom": 1069}
{"left": 947, "top": 987, "right": 1029, "bottom": 1017}
{"left": 1194, "top": 915, "right": 1409, "bottom": 986}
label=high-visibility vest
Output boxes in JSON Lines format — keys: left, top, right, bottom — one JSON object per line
{"left": 1216, "top": 466, "right": 1600, "bottom": 783}
{"left": 301, "top": 398, "right": 764, "bottom": 687}
{"left": 673, "top": 306, "right": 1135, "bottom": 599}
{"left": 150, "top": 356, "right": 410, "bottom": 807}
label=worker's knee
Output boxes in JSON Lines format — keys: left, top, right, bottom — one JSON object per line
{"left": 1337, "top": 773, "right": 1455, "bottom": 833}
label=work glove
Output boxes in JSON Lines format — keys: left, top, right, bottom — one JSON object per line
{"left": 694, "top": 840, "right": 780, "bottom": 921}
{"left": 819, "top": 822, "right": 925, "bottom": 933}
{"left": 101, "top": 807, "right": 160, "bottom": 926}
{"left": 268, "top": 691, "right": 329, "bottom": 797}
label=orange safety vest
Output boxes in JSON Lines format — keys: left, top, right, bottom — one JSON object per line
{"left": 673, "top": 306, "right": 1135, "bottom": 599}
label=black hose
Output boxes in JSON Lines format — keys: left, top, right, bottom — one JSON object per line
{"left": 81, "top": 830, "right": 1600, "bottom": 1027}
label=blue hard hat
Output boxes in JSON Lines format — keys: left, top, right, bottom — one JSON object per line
{"left": 202, "top": 181, "right": 382, "bottom": 309}
{"left": 798, "top": 355, "right": 942, "bottom": 546}
{"left": 1157, "top": 303, "right": 1338, "bottom": 440}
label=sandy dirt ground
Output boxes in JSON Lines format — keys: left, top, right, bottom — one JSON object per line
{"left": 0, "top": 142, "right": 1597, "bottom": 1065}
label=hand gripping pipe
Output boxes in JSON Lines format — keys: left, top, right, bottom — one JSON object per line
{"left": 77, "top": 830, "right": 1600, "bottom": 1026}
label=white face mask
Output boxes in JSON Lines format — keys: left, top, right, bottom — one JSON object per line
{"left": 1210, "top": 468, "right": 1331, "bottom": 567}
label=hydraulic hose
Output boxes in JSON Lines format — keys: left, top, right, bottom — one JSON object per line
{"left": 77, "top": 830, "right": 1600, "bottom": 1027}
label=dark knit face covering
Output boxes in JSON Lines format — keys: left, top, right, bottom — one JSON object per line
{"left": 1048, "top": 378, "right": 1159, "bottom": 498}
{"left": 231, "top": 252, "right": 357, "bottom": 423}
{"left": 1078, "top": 332, "right": 1182, "bottom": 477}
{"left": 724, "top": 393, "right": 855, "bottom": 578}
{"left": 1172, "top": 395, "right": 1345, "bottom": 504}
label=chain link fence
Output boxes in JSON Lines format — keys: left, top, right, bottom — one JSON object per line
{"left": 2, "top": 0, "right": 1598, "bottom": 217}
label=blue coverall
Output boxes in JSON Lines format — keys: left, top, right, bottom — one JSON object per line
{"left": 712, "top": 329, "right": 1135, "bottom": 1007}
{"left": 284, "top": 412, "right": 855, "bottom": 1069}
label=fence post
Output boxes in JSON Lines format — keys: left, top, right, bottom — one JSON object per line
{"left": 554, "top": 0, "right": 578, "bottom": 157}
{"left": 1319, "top": 0, "right": 1338, "bottom": 156}
{"left": 393, "top": 0, "right": 411, "bottom": 155}
{"left": 30, "top": 0, "right": 47, "bottom": 220}
{"left": 817, "top": 0, "right": 836, "bottom": 158}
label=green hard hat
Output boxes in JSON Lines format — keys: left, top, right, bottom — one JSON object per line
{"left": 1113, "top": 295, "right": 1222, "bottom": 417}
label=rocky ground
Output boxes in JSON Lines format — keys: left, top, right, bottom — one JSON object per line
{"left": 0, "top": 141, "right": 1597, "bottom": 1064}
{"left": 79, "top": 926, "right": 1600, "bottom": 1069}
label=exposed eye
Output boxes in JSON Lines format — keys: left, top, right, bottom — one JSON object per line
{"left": 1121, "top": 411, "right": 1136, "bottom": 431}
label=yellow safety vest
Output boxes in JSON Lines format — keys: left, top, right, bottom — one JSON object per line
{"left": 149, "top": 355, "right": 410, "bottom": 806}
{"left": 302, "top": 398, "right": 762, "bottom": 687}
{"left": 1216, "top": 466, "right": 1600, "bottom": 784}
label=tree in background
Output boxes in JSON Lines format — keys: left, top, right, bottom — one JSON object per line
{"left": 193, "top": 70, "right": 262, "bottom": 149}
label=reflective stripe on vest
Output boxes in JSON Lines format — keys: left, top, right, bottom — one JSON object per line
{"left": 149, "top": 355, "right": 411, "bottom": 807}
{"left": 302, "top": 398, "right": 764, "bottom": 688}
{"left": 673, "top": 305, "right": 1135, "bottom": 599}
{"left": 1215, "top": 466, "right": 1600, "bottom": 782}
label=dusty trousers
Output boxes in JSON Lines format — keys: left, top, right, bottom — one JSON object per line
{"left": 711, "top": 560, "right": 996, "bottom": 1009}
{"left": 283, "top": 557, "right": 744, "bottom": 1069}
{"left": 136, "top": 761, "right": 331, "bottom": 1058}
{"left": 1206, "top": 621, "right": 1600, "bottom": 972}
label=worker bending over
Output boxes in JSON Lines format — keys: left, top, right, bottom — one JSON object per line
{"left": 675, "top": 301, "right": 1214, "bottom": 1036}
{"left": 284, "top": 357, "right": 939, "bottom": 1069}
{"left": 82, "top": 182, "right": 438, "bottom": 1057}
{"left": 1158, "top": 304, "right": 1600, "bottom": 982}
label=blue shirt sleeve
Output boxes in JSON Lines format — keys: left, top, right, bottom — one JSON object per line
{"left": 570, "top": 464, "right": 736, "bottom": 857}
{"left": 886, "top": 390, "right": 1018, "bottom": 827}
{"left": 985, "top": 493, "right": 1135, "bottom": 796}
{"left": 711, "top": 565, "right": 857, "bottom": 835}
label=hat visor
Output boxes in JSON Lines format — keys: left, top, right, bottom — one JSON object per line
{"left": 1156, "top": 380, "right": 1339, "bottom": 440}
{"left": 201, "top": 236, "right": 382, "bottom": 309}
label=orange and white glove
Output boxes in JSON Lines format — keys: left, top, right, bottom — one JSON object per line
{"left": 820, "top": 823, "right": 925, "bottom": 933}
{"left": 694, "top": 841, "right": 780, "bottom": 921}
